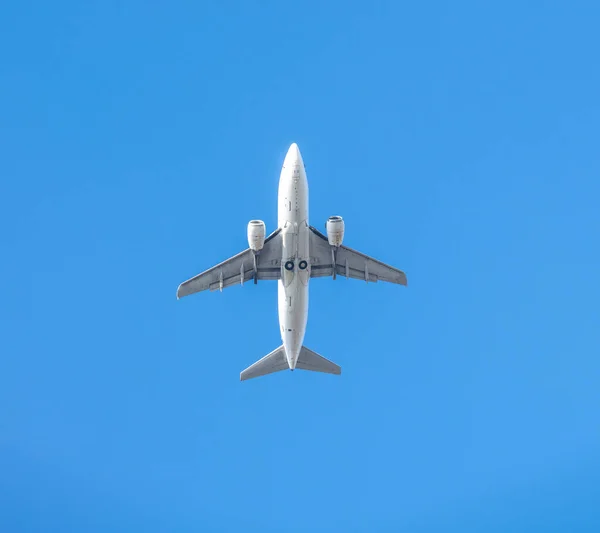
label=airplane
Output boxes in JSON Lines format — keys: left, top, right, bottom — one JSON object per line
{"left": 176, "top": 143, "right": 408, "bottom": 381}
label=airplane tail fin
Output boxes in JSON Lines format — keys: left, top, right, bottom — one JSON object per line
{"left": 240, "top": 345, "right": 341, "bottom": 381}
{"left": 296, "top": 346, "right": 341, "bottom": 376}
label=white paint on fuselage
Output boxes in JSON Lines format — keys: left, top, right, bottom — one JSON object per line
{"left": 277, "top": 143, "right": 309, "bottom": 369}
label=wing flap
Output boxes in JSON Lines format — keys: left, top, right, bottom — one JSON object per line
{"left": 336, "top": 246, "right": 408, "bottom": 285}
{"left": 307, "top": 226, "right": 407, "bottom": 285}
{"left": 177, "top": 228, "right": 283, "bottom": 298}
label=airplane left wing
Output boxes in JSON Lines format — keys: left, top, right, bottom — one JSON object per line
{"left": 177, "top": 228, "right": 282, "bottom": 298}
{"left": 308, "top": 226, "right": 407, "bottom": 286}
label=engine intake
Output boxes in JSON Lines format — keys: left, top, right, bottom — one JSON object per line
{"left": 247, "top": 220, "right": 266, "bottom": 251}
{"left": 326, "top": 216, "right": 344, "bottom": 247}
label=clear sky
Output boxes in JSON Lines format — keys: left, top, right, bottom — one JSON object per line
{"left": 1, "top": 1, "right": 599, "bottom": 531}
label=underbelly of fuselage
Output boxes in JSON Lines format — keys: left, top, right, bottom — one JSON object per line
{"left": 277, "top": 222, "right": 309, "bottom": 365}
{"left": 277, "top": 145, "right": 309, "bottom": 368}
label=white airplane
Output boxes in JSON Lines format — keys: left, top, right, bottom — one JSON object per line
{"left": 177, "top": 143, "right": 407, "bottom": 381}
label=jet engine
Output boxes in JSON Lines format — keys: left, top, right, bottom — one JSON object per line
{"left": 247, "top": 220, "right": 266, "bottom": 251}
{"left": 326, "top": 216, "right": 344, "bottom": 247}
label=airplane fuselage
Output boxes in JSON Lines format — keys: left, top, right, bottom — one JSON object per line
{"left": 277, "top": 143, "right": 309, "bottom": 369}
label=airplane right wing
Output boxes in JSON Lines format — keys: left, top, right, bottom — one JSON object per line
{"left": 308, "top": 226, "right": 407, "bottom": 285}
{"left": 177, "top": 228, "right": 283, "bottom": 298}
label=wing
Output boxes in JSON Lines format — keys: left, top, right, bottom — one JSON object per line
{"left": 308, "top": 226, "right": 407, "bottom": 285}
{"left": 176, "top": 228, "right": 282, "bottom": 298}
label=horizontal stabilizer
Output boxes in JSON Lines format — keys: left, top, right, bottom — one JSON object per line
{"left": 240, "top": 345, "right": 341, "bottom": 381}
{"left": 296, "top": 346, "right": 341, "bottom": 375}
{"left": 240, "top": 345, "right": 288, "bottom": 381}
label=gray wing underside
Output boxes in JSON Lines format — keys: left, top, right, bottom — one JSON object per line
{"left": 177, "top": 228, "right": 282, "bottom": 298}
{"left": 308, "top": 226, "right": 408, "bottom": 285}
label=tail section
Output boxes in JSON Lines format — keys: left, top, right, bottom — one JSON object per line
{"left": 240, "top": 345, "right": 288, "bottom": 381}
{"left": 240, "top": 345, "right": 341, "bottom": 381}
{"left": 296, "top": 346, "right": 341, "bottom": 375}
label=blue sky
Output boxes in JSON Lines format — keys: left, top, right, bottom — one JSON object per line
{"left": 1, "top": 1, "right": 599, "bottom": 531}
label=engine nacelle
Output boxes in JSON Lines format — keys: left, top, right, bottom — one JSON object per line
{"left": 247, "top": 220, "right": 266, "bottom": 251}
{"left": 326, "top": 216, "right": 344, "bottom": 247}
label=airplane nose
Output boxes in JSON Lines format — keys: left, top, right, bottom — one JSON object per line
{"left": 284, "top": 142, "right": 302, "bottom": 167}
